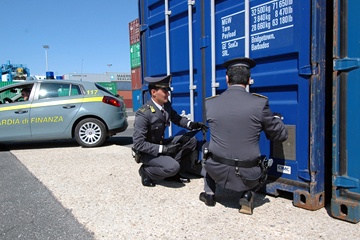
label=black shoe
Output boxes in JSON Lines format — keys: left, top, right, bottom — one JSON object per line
{"left": 199, "top": 192, "right": 216, "bottom": 206}
{"left": 138, "top": 167, "right": 155, "bottom": 187}
{"left": 239, "top": 191, "right": 254, "bottom": 215}
{"left": 164, "top": 173, "right": 190, "bottom": 183}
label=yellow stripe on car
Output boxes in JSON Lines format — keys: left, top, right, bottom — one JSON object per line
{"left": 0, "top": 97, "right": 103, "bottom": 112}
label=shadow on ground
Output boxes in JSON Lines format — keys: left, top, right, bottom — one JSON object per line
{"left": 0, "top": 136, "right": 133, "bottom": 152}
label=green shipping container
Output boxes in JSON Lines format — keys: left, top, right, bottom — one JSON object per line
{"left": 96, "top": 82, "right": 117, "bottom": 95}
{"left": 130, "top": 42, "right": 141, "bottom": 69}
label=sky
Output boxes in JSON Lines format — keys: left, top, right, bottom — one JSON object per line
{"left": 0, "top": 0, "right": 138, "bottom": 76}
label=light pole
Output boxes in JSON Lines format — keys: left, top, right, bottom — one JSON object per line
{"left": 42, "top": 45, "right": 49, "bottom": 72}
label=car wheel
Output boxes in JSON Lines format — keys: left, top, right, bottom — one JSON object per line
{"left": 74, "top": 118, "right": 107, "bottom": 147}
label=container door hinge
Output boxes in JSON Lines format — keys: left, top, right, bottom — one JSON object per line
{"left": 333, "top": 176, "right": 360, "bottom": 189}
{"left": 298, "top": 169, "right": 311, "bottom": 182}
{"left": 333, "top": 58, "right": 360, "bottom": 72}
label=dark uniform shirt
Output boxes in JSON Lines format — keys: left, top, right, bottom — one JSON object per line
{"left": 133, "top": 99, "right": 190, "bottom": 156}
{"left": 205, "top": 85, "right": 288, "bottom": 192}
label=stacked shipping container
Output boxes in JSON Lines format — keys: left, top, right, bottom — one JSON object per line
{"left": 129, "top": 18, "right": 143, "bottom": 111}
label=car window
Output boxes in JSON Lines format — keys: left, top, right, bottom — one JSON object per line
{"left": 0, "top": 84, "right": 34, "bottom": 103}
{"left": 39, "top": 83, "right": 82, "bottom": 99}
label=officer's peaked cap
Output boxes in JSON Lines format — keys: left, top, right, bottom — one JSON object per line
{"left": 145, "top": 75, "right": 172, "bottom": 89}
{"left": 223, "top": 57, "right": 256, "bottom": 69}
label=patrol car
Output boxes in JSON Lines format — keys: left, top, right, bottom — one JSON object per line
{"left": 0, "top": 80, "right": 128, "bottom": 147}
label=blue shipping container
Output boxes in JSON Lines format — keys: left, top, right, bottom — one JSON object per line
{"left": 116, "top": 81, "right": 132, "bottom": 91}
{"left": 139, "top": 0, "right": 333, "bottom": 211}
{"left": 132, "top": 89, "right": 143, "bottom": 112}
{"left": 331, "top": 0, "right": 360, "bottom": 223}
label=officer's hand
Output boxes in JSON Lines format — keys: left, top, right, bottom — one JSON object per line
{"left": 189, "top": 121, "right": 208, "bottom": 132}
{"left": 273, "top": 112, "right": 284, "bottom": 120}
{"left": 162, "top": 143, "right": 180, "bottom": 155}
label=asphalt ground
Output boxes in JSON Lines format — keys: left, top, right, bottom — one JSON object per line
{"left": 1, "top": 109, "right": 359, "bottom": 239}
{"left": 0, "top": 147, "right": 94, "bottom": 240}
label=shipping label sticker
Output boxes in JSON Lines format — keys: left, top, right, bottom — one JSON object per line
{"left": 277, "top": 164, "right": 291, "bottom": 174}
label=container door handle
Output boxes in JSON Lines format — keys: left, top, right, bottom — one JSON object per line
{"left": 333, "top": 58, "right": 360, "bottom": 72}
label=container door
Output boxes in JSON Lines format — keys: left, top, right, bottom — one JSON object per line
{"left": 331, "top": 0, "right": 360, "bottom": 223}
{"left": 214, "top": 0, "right": 326, "bottom": 210}
{"left": 139, "top": 0, "right": 327, "bottom": 211}
{"left": 138, "top": 0, "right": 206, "bottom": 139}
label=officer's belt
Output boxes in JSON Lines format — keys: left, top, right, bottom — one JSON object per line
{"left": 210, "top": 153, "right": 259, "bottom": 168}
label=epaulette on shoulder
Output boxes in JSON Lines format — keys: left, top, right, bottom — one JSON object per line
{"left": 206, "top": 95, "right": 219, "bottom": 100}
{"left": 252, "top": 93, "right": 268, "bottom": 99}
{"left": 138, "top": 105, "right": 151, "bottom": 113}
{"left": 138, "top": 104, "right": 157, "bottom": 113}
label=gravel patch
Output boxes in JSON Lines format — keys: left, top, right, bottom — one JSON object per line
{"left": 12, "top": 145, "right": 360, "bottom": 240}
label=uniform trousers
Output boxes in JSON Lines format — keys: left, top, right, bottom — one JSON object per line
{"left": 141, "top": 135, "right": 197, "bottom": 180}
{"left": 203, "top": 157, "right": 261, "bottom": 194}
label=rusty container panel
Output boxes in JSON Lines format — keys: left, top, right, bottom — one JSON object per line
{"left": 131, "top": 67, "right": 142, "bottom": 90}
{"left": 129, "top": 18, "right": 140, "bottom": 45}
{"left": 123, "top": 98, "right": 133, "bottom": 108}
{"left": 117, "top": 90, "right": 133, "bottom": 109}
{"left": 117, "top": 90, "right": 132, "bottom": 99}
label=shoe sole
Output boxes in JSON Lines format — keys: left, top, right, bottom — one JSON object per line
{"left": 239, "top": 205, "right": 253, "bottom": 215}
{"left": 239, "top": 198, "right": 253, "bottom": 215}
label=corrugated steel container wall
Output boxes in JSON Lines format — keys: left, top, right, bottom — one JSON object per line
{"left": 123, "top": 99, "right": 132, "bottom": 108}
{"left": 0, "top": 82, "right": 16, "bottom": 88}
{"left": 131, "top": 67, "right": 142, "bottom": 90}
{"left": 132, "top": 89, "right": 143, "bottom": 111}
{"left": 116, "top": 81, "right": 132, "bottom": 91}
{"left": 129, "top": 18, "right": 140, "bottom": 45}
{"left": 139, "top": 0, "right": 327, "bottom": 211}
{"left": 118, "top": 90, "right": 133, "bottom": 108}
{"left": 117, "top": 90, "right": 132, "bottom": 99}
{"left": 331, "top": 0, "right": 360, "bottom": 223}
{"left": 0, "top": 82, "right": 17, "bottom": 99}
{"left": 130, "top": 43, "right": 141, "bottom": 69}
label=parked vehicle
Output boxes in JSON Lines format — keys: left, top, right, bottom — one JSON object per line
{"left": 0, "top": 80, "right": 128, "bottom": 147}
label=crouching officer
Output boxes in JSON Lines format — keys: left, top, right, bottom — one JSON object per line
{"left": 199, "top": 57, "right": 288, "bottom": 214}
{"left": 132, "top": 75, "right": 207, "bottom": 187}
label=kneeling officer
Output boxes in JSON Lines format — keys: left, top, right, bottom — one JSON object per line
{"left": 200, "top": 57, "right": 288, "bottom": 214}
{"left": 132, "top": 75, "right": 207, "bottom": 187}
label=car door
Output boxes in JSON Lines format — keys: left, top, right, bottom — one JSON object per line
{"left": 0, "top": 84, "right": 33, "bottom": 140}
{"left": 29, "top": 82, "right": 83, "bottom": 139}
